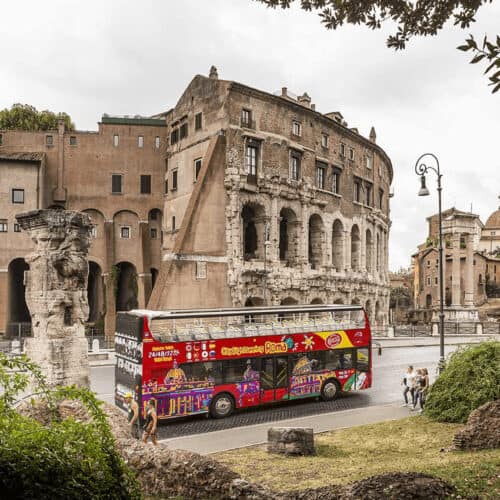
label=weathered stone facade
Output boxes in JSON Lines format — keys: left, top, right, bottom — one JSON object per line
{"left": 413, "top": 206, "right": 500, "bottom": 322}
{"left": 150, "top": 69, "right": 393, "bottom": 325}
{"left": 16, "top": 209, "right": 92, "bottom": 387}
{"left": 0, "top": 117, "right": 166, "bottom": 336}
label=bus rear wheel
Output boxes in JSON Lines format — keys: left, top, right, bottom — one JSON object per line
{"left": 210, "top": 393, "right": 235, "bottom": 419}
{"left": 321, "top": 379, "right": 340, "bottom": 401}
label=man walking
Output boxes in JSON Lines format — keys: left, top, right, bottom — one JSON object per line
{"left": 124, "top": 393, "right": 140, "bottom": 439}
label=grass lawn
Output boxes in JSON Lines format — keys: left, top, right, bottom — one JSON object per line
{"left": 214, "top": 416, "right": 500, "bottom": 498}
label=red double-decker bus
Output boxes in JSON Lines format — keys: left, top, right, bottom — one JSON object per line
{"left": 115, "top": 304, "right": 372, "bottom": 420}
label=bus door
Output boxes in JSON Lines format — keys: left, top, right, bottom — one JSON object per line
{"left": 259, "top": 356, "right": 289, "bottom": 403}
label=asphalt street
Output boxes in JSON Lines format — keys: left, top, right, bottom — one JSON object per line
{"left": 91, "top": 344, "right": 460, "bottom": 439}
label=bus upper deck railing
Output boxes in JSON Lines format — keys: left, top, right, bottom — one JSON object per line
{"left": 149, "top": 315, "right": 366, "bottom": 343}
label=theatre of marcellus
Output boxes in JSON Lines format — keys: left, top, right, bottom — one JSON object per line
{"left": 0, "top": 67, "right": 393, "bottom": 337}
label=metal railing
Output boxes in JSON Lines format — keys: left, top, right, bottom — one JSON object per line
{"left": 394, "top": 324, "right": 432, "bottom": 337}
{"left": 371, "top": 326, "right": 390, "bottom": 338}
{"left": 483, "top": 322, "right": 500, "bottom": 335}
{"left": 443, "top": 322, "right": 477, "bottom": 335}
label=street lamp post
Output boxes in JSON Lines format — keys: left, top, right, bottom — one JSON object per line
{"left": 414, "top": 153, "right": 445, "bottom": 372}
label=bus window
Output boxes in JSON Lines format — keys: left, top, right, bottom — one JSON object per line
{"left": 223, "top": 359, "right": 250, "bottom": 384}
{"left": 356, "top": 348, "right": 370, "bottom": 371}
{"left": 325, "top": 349, "right": 354, "bottom": 370}
{"left": 182, "top": 362, "right": 223, "bottom": 384}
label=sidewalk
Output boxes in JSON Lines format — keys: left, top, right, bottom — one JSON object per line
{"left": 374, "top": 334, "right": 499, "bottom": 349}
{"left": 161, "top": 403, "right": 413, "bottom": 455}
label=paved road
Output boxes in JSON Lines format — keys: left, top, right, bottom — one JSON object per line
{"left": 91, "top": 344, "right": 459, "bottom": 439}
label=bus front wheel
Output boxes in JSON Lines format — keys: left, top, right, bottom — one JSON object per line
{"left": 210, "top": 393, "right": 235, "bottom": 418}
{"left": 321, "top": 379, "right": 340, "bottom": 401}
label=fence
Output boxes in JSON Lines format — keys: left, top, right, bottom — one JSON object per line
{"left": 393, "top": 324, "right": 432, "bottom": 337}
{"left": 370, "top": 326, "right": 390, "bottom": 338}
{"left": 443, "top": 322, "right": 477, "bottom": 335}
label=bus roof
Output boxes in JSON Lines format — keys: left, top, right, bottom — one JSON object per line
{"left": 124, "top": 304, "right": 364, "bottom": 321}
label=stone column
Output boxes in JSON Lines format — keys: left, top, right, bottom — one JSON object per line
{"left": 16, "top": 209, "right": 92, "bottom": 388}
{"left": 104, "top": 220, "right": 116, "bottom": 336}
{"left": 464, "top": 233, "right": 475, "bottom": 307}
{"left": 451, "top": 233, "right": 461, "bottom": 307}
{"left": 344, "top": 230, "right": 351, "bottom": 272}
{"left": 137, "top": 221, "right": 150, "bottom": 308}
{"left": 269, "top": 196, "right": 279, "bottom": 263}
{"left": 299, "top": 202, "right": 309, "bottom": 269}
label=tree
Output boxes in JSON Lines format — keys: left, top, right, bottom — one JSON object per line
{"left": 0, "top": 103, "right": 75, "bottom": 131}
{"left": 255, "top": 1, "right": 499, "bottom": 93}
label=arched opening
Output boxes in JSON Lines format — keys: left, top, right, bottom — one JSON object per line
{"left": 115, "top": 262, "right": 138, "bottom": 312}
{"left": 7, "top": 258, "right": 30, "bottom": 336}
{"left": 351, "top": 297, "right": 361, "bottom": 305}
{"left": 445, "top": 287, "right": 452, "bottom": 307}
{"left": 244, "top": 296, "right": 264, "bottom": 323}
{"left": 279, "top": 207, "right": 298, "bottom": 264}
{"left": 351, "top": 225, "right": 361, "bottom": 271}
{"left": 87, "top": 261, "right": 103, "bottom": 323}
{"left": 308, "top": 214, "right": 324, "bottom": 270}
{"left": 151, "top": 268, "right": 159, "bottom": 291}
{"left": 242, "top": 204, "right": 266, "bottom": 261}
{"left": 332, "top": 219, "right": 344, "bottom": 272}
{"left": 375, "top": 300, "right": 381, "bottom": 326}
{"left": 366, "top": 229, "right": 373, "bottom": 272}
{"left": 278, "top": 297, "right": 298, "bottom": 320}
{"left": 426, "top": 294, "right": 432, "bottom": 308}
{"left": 311, "top": 298, "right": 323, "bottom": 304}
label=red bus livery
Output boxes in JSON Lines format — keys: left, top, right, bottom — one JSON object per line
{"left": 115, "top": 304, "right": 372, "bottom": 420}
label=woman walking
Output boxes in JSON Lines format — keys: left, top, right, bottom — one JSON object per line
{"left": 143, "top": 399, "right": 158, "bottom": 445}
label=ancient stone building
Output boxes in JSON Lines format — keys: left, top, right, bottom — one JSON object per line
{"left": 412, "top": 204, "right": 500, "bottom": 322}
{"left": 1, "top": 68, "right": 394, "bottom": 337}
{"left": 0, "top": 117, "right": 166, "bottom": 336}
{"left": 149, "top": 69, "right": 393, "bottom": 325}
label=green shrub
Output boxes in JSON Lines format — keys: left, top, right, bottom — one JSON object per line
{"left": 0, "top": 354, "right": 141, "bottom": 499}
{"left": 425, "top": 341, "right": 500, "bottom": 423}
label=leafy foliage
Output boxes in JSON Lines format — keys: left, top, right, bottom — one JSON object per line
{"left": 0, "top": 354, "right": 141, "bottom": 499}
{"left": 255, "top": 1, "right": 498, "bottom": 92}
{"left": 389, "top": 286, "right": 412, "bottom": 308}
{"left": 425, "top": 341, "right": 500, "bottom": 423}
{"left": 0, "top": 103, "right": 75, "bottom": 131}
{"left": 458, "top": 35, "right": 500, "bottom": 93}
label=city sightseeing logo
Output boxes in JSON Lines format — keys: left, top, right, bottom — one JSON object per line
{"left": 325, "top": 333, "right": 342, "bottom": 348}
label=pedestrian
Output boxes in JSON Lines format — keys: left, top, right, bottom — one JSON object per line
{"left": 143, "top": 398, "right": 158, "bottom": 445}
{"left": 401, "top": 365, "right": 416, "bottom": 407}
{"left": 124, "top": 392, "right": 140, "bottom": 439}
{"left": 418, "top": 368, "right": 430, "bottom": 413}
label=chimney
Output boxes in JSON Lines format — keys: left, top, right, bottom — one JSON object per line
{"left": 209, "top": 65, "right": 219, "bottom": 79}
{"left": 297, "top": 92, "right": 311, "bottom": 108}
{"left": 311, "top": 104, "right": 316, "bottom": 111}
{"left": 281, "top": 87, "right": 288, "bottom": 97}
{"left": 369, "top": 126, "right": 377, "bottom": 143}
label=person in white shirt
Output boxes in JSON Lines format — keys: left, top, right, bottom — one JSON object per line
{"left": 401, "top": 365, "right": 416, "bottom": 406}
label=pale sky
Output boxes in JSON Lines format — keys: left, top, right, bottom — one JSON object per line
{"left": 1, "top": 0, "right": 499, "bottom": 270}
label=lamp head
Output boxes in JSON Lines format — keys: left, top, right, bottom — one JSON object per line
{"left": 418, "top": 175, "right": 430, "bottom": 196}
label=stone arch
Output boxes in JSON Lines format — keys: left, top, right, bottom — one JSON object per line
{"left": 7, "top": 258, "right": 30, "bottom": 334}
{"left": 351, "top": 224, "right": 361, "bottom": 271}
{"left": 87, "top": 261, "right": 103, "bottom": 323}
{"left": 332, "top": 219, "right": 344, "bottom": 272}
{"left": 308, "top": 214, "right": 324, "bottom": 270}
{"left": 351, "top": 297, "right": 361, "bottom": 305}
{"left": 333, "top": 298, "right": 344, "bottom": 305}
{"left": 365, "top": 299, "right": 373, "bottom": 324}
{"left": 375, "top": 300, "right": 381, "bottom": 326}
{"left": 280, "top": 297, "right": 298, "bottom": 305}
{"left": 425, "top": 293, "right": 432, "bottom": 308}
{"left": 241, "top": 203, "right": 267, "bottom": 261}
{"left": 279, "top": 207, "right": 298, "bottom": 264}
{"left": 244, "top": 296, "right": 264, "bottom": 323}
{"left": 311, "top": 298, "right": 324, "bottom": 304}
{"left": 151, "top": 267, "right": 159, "bottom": 291}
{"left": 115, "top": 261, "right": 138, "bottom": 312}
{"left": 366, "top": 228, "right": 373, "bottom": 272}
